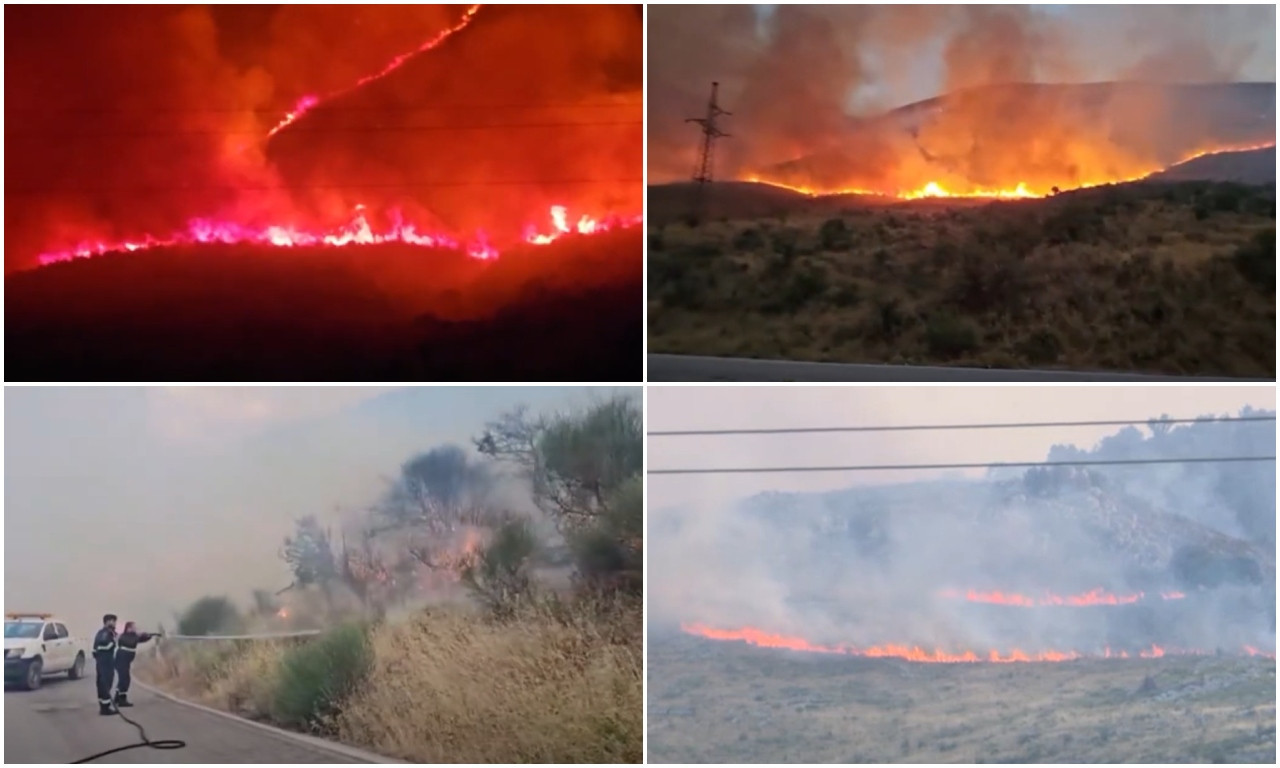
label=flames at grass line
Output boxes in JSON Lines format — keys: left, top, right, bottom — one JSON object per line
{"left": 37, "top": 205, "right": 643, "bottom": 266}
{"left": 745, "top": 141, "right": 1277, "bottom": 201}
{"left": 682, "top": 582, "right": 1275, "bottom": 663}
{"left": 35, "top": 3, "right": 641, "bottom": 268}
{"left": 682, "top": 623, "right": 1276, "bottom": 664}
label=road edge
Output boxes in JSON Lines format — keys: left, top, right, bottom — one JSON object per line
{"left": 133, "top": 679, "right": 402, "bottom": 764}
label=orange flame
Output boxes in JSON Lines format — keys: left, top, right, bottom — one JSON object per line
{"left": 682, "top": 623, "right": 1267, "bottom": 664}
{"left": 748, "top": 141, "right": 1277, "bottom": 200}
{"left": 36, "top": 204, "right": 640, "bottom": 266}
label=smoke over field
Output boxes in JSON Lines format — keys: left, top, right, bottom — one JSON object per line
{"left": 647, "top": 386, "right": 1276, "bottom": 762}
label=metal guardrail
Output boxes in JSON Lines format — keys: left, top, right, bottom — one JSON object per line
{"left": 164, "top": 630, "right": 323, "bottom": 640}
{"left": 647, "top": 354, "right": 1273, "bottom": 383}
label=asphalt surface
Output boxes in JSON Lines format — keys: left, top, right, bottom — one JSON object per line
{"left": 647, "top": 354, "right": 1270, "bottom": 382}
{"left": 3, "top": 674, "right": 372, "bottom": 763}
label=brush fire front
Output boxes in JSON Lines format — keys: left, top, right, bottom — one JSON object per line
{"left": 682, "top": 622, "right": 1275, "bottom": 664}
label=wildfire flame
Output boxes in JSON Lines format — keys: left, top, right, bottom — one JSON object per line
{"left": 36, "top": 205, "right": 641, "bottom": 266}
{"left": 938, "top": 587, "right": 1187, "bottom": 607}
{"left": 267, "top": 5, "right": 483, "bottom": 138}
{"left": 682, "top": 623, "right": 1270, "bottom": 664}
{"left": 32, "top": 3, "right": 640, "bottom": 270}
{"left": 748, "top": 141, "right": 1277, "bottom": 200}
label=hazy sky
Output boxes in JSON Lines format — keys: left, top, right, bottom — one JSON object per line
{"left": 4, "top": 386, "right": 633, "bottom": 635}
{"left": 649, "top": 385, "right": 1276, "bottom": 510}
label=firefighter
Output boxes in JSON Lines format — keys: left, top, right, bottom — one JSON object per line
{"left": 113, "top": 621, "right": 160, "bottom": 708}
{"left": 92, "top": 614, "right": 118, "bottom": 715}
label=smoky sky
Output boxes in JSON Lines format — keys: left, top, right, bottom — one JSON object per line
{"left": 3, "top": 386, "right": 635, "bottom": 636}
{"left": 3, "top": 4, "right": 642, "bottom": 273}
{"left": 648, "top": 386, "right": 1276, "bottom": 654}
{"left": 648, "top": 4, "right": 1277, "bottom": 182}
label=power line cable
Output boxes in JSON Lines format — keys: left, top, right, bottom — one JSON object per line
{"left": 649, "top": 415, "right": 1276, "bottom": 437}
{"left": 6, "top": 120, "right": 642, "bottom": 139}
{"left": 6, "top": 178, "right": 643, "bottom": 197}
{"left": 649, "top": 456, "right": 1276, "bottom": 476}
{"left": 8, "top": 101, "right": 640, "bottom": 115}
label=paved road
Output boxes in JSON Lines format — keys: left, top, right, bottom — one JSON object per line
{"left": 647, "top": 354, "right": 1270, "bottom": 382}
{"left": 3, "top": 675, "right": 374, "bottom": 763}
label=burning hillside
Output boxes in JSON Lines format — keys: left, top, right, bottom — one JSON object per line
{"left": 5, "top": 4, "right": 642, "bottom": 273}
{"left": 748, "top": 83, "right": 1277, "bottom": 200}
{"left": 649, "top": 5, "right": 1276, "bottom": 202}
{"left": 651, "top": 429, "right": 1276, "bottom": 668}
{"left": 5, "top": 4, "right": 642, "bottom": 380}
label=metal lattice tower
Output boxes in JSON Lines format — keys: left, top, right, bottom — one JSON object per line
{"left": 685, "top": 81, "right": 730, "bottom": 221}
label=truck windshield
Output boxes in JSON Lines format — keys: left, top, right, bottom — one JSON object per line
{"left": 4, "top": 622, "right": 44, "bottom": 639}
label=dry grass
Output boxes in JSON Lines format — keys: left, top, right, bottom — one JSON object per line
{"left": 648, "top": 633, "right": 1277, "bottom": 764}
{"left": 139, "top": 599, "right": 642, "bottom": 763}
{"left": 647, "top": 181, "right": 1276, "bottom": 377}
{"left": 337, "top": 601, "right": 642, "bottom": 763}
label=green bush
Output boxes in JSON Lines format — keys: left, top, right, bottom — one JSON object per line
{"left": 271, "top": 623, "right": 372, "bottom": 730}
{"left": 1232, "top": 228, "right": 1275, "bottom": 291}
{"left": 925, "top": 313, "right": 980, "bottom": 358}
{"left": 462, "top": 519, "right": 538, "bottom": 618}
{"left": 1016, "top": 329, "right": 1064, "bottom": 366}
{"left": 177, "top": 596, "right": 243, "bottom": 636}
{"left": 765, "top": 269, "right": 827, "bottom": 314}
{"left": 732, "top": 227, "right": 765, "bottom": 251}
{"left": 818, "top": 218, "right": 852, "bottom": 250}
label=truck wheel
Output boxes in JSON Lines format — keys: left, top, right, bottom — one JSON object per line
{"left": 67, "top": 653, "right": 85, "bottom": 680}
{"left": 21, "top": 658, "right": 43, "bottom": 691}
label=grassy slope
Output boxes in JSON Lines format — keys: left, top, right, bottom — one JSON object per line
{"left": 648, "top": 633, "right": 1277, "bottom": 764}
{"left": 647, "top": 182, "right": 1275, "bottom": 376}
{"left": 141, "top": 602, "right": 642, "bottom": 763}
{"left": 6, "top": 228, "right": 642, "bottom": 382}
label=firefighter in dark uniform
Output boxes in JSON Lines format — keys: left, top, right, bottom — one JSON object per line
{"left": 92, "top": 614, "right": 118, "bottom": 715}
{"left": 113, "top": 621, "right": 159, "bottom": 708}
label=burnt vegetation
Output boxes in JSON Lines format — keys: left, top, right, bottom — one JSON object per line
{"left": 647, "top": 181, "right": 1276, "bottom": 377}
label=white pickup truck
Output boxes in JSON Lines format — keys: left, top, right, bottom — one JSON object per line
{"left": 4, "top": 613, "right": 88, "bottom": 690}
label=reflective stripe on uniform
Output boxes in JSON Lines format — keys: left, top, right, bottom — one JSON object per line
{"left": 117, "top": 647, "right": 136, "bottom": 654}
{"left": 94, "top": 645, "right": 115, "bottom": 652}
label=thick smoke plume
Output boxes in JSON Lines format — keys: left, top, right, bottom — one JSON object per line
{"left": 4, "top": 4, "right": 641, "bottom": 273}
{"left": 647, "top": 5, "right": 1275, "bottom": 194}
{"left": 651, "top": 412, "right": 1276, "bottom": 659}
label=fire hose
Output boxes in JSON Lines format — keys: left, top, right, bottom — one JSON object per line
{"left": 72, "top": 704, "right": 187, "bottom": 763}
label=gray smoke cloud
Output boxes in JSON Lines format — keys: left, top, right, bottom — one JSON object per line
{"left": 649, "top": 387, "right": 1275, "bottom": 658}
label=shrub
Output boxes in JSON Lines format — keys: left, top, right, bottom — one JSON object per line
{"left": 1232, "top": 227, "right": 1275, "bottom": 291}
{"left": 765, "top": 268, "right": 827, "bottom": 314}
{"left": 461, "top": 519, "right": 539, "bottom": 618}
{"left": 770, "top": 228, "right": 800, "bottom": 264}
{"left": 818, "top": 218, "right": 852, "bottom": 250}
{"left": 1016, "top": 329, "right": 1064, "bottom": 366}
{"left": 925, "top": 313, "right": 980, "bottom": 358}
{"left": 732, "top": 227, "right": 765, "bottom": 251}
{"left": 271, "top": 623, "right": 372, "bottom": 729}
{"left": 177, "top": 596, "right": 244, "bottom": 637}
